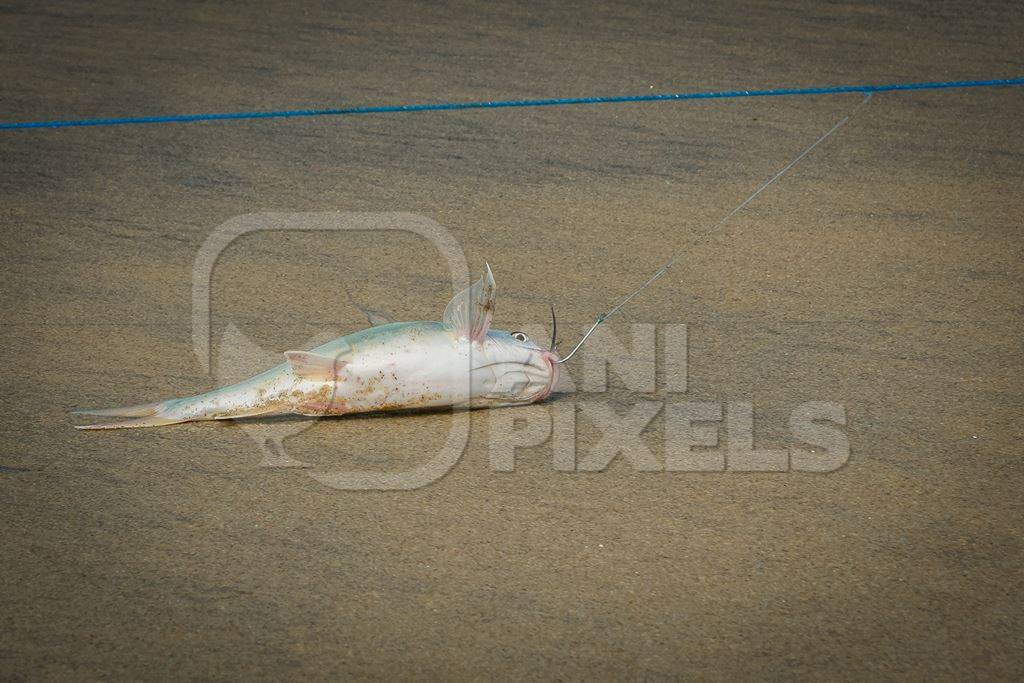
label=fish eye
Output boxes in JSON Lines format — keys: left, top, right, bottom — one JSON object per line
{"left": 511, "top": 331, "right": 529, "bottom": 342}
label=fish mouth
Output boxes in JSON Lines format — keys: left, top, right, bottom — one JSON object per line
{"left": 471, "top": 345, "right": 561, "bottom": 405}
{"left": 532, "top": 350, "right": 561, "bottom": 402}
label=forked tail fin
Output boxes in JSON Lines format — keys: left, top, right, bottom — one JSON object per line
{"left": 73, "top": 385, "right": 285, "bottom": 430}
{"left": 72, "top": 399, "right": 188, "bottom": 430}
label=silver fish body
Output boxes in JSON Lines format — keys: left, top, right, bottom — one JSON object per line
{"left": 75, "top": 266, "right": 559, "bottom": 429}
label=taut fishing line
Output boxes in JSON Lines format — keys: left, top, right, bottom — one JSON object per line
{"left": 554, "top": 93, "right": 873, "bottom": 363}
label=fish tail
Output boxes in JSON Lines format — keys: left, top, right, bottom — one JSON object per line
{"left": 73, "top": 391, "right": 284, "bottom": 430}
{"left": 72, "top": 400, "right": 173, "bottom": 418}
{"left": 73, "top": 367, "right": 294, "bottom": 430}
{"left": 73, "top": 395, "right": 287, "bottom": 430}
{"left": 73, "top": 398, "right": 193, "bottom": 430}
{"left": 74, "top": 413, "right": 186, "bottom": 430}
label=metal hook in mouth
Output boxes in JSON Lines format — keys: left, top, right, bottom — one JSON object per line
{"left": 552, "top": 314, "right": 604, "bottom": 365}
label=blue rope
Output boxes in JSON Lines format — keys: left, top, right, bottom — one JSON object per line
{"left": 3, "top": 77, "right": 1023, "bottom": 131}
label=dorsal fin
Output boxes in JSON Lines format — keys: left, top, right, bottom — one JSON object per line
{"left": 442, "top": 263, "right": 496, "bottom": 343}
{"left": 356, "top": 305, "right": 395, "bottom": 327}
{"left": 284, "top": 351, "right": 348, "bottom": 381}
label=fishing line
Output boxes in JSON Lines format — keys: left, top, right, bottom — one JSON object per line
{"left": 554, "top": 92, "right": 873, "bottom": 364}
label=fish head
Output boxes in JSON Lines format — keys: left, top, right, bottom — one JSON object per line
{"left": 471, "top": 329, "right": 560, "bottom": 406}
{"left": 443, "top": 264, "right": 560, "bottom": 405}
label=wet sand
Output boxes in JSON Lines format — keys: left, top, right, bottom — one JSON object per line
{"left": 2, "top": 1, "right": 1023, "bottom": 679}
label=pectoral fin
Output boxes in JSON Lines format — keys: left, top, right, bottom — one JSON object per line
{"left": 284, "top": 351, "right": 348, "bottom": 381}
{"left": 442, "top": 263, "right": 496, "bottom": 343}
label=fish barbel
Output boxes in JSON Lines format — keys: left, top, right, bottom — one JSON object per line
{"left": 75, "top": 265, "right": 560, "bottom": 429}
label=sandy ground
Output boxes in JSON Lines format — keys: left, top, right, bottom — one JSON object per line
{"left": 2, "top": 1, "right": 1023, "bottom": 679}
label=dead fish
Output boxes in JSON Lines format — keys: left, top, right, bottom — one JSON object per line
{"left": 74, "top": 265, "right": 560, "bottom": 429}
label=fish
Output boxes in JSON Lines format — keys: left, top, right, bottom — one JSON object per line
{"left": 74, "top": 265, "right": 560, "bottom": 429}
